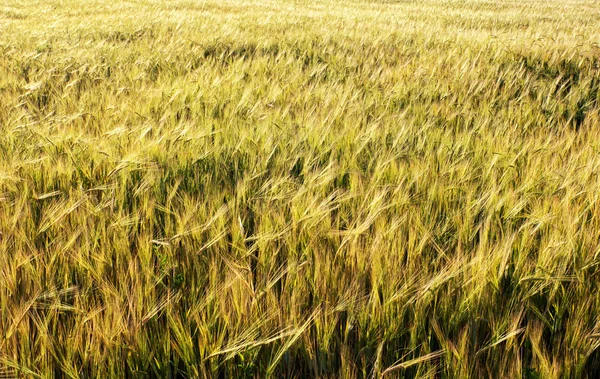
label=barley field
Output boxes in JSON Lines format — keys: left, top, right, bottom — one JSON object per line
{"left": 1, "top": 0, "right": 600, "bottom": 377}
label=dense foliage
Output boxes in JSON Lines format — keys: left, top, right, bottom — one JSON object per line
{"left": 1, "top": 0, "right": 600, "bottom": 377}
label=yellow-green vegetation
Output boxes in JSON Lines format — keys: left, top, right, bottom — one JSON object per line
{"left": 1, "top": 0, "right": 600, "bottom": 377}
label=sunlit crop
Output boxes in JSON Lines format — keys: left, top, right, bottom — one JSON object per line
{"left": 1, "top": 0, "right": 600, "bottom": 377}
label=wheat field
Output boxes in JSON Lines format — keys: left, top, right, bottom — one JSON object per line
{"left": 1, "top": 0, "right": 600, "bottom": 377}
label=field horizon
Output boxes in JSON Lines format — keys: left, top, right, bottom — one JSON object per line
{"left": 1, "top": 0, "right": 600, "bottom": 377}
